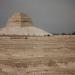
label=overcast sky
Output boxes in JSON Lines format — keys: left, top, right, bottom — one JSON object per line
{"left": 0, "top": 0, "right": 75, "bottom": 33}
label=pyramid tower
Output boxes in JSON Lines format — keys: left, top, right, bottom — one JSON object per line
{"left": 7, "top": 12, "right": 32, "bottom": 27}
{"left": 0, "top": 12, "right": 52, "bottom": 36}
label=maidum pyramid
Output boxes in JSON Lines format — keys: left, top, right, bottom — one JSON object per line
{"left": 7, "top": 12, "right": 32, "bottom": 27}
{"left": 0, "top": 12, "right": 52, "bottom": 36}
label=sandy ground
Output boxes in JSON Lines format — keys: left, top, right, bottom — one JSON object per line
{"left": 0, "top": 35, "right": 75, "bottom": 75}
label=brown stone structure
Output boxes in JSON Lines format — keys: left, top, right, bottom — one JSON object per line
{"left": 0, "top": 12, "right": 75, "bottom": 75}
{"left": 0, "top": 12, "right": 52, "bottom": 36}
{"left": 7, "top": 12, "right": 32, "bottom": 27}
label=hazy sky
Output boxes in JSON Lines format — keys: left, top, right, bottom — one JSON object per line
{"left": 0, "top": 0, "right": 75, "bottom": 33}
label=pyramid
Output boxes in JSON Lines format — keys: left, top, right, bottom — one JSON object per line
{"left": 7, "top": 12, "right": 32, "bottom": 27}
{"left": 0, "top": 12, "right": 52, "bottom": 36}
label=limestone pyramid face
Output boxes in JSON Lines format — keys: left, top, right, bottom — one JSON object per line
{"left": 0, "top": 12, "right": 52, "bottom": 36}
{"left": 7, "top": 12, "right": 32, "bottom": 27}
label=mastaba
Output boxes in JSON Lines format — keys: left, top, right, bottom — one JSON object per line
{"left": 0, "top": 12, "right": 52, "bottom": 36}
